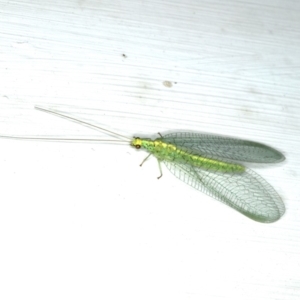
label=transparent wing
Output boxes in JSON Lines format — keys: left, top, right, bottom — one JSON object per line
{"left": 161, "top": 132, "right": 284, "bottom": 163}
{"left": 163, "top": 161, "right": 285, "bottom": 223}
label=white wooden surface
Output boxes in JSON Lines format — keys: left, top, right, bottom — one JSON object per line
{"left": 0, "top": 1, "right": 299, "bottom": 299}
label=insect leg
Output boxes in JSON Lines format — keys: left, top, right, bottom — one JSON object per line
{"left": 140, "top": 154, "right": 163, "bottom": 179}
{"left": 140, "top": 153, "right": 152, "bottom": 167}
{"left": 157, "top": 160, "right": 163, "bottom": 179}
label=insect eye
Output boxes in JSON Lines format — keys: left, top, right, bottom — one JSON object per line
{"left": 135, "top": 145, "right": 141, "bottom": 149}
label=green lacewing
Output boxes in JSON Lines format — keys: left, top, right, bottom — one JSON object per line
{"left": 0, "top": 106, "right": 285, "bottom": 223}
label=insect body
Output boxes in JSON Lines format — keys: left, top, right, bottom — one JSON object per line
{"left": 131, "top": 133, "right": 285, "bottom": 223}
{"left": 1, "top": 106, "right": 285, "bottom": 223}
{"left": 132, "top": 137, "right": 245, "bottom": 173}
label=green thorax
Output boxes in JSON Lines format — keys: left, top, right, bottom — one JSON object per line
{"left": 131, "top": 137, "right": 245, "bottom": 173}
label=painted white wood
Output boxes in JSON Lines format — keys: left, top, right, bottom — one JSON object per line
{"left": 0, "top": 1, "right": 299, "bottom": 299}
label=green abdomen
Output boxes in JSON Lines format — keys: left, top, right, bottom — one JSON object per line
{"left": 143, "top": 139, "right": 245, "bottom": 173}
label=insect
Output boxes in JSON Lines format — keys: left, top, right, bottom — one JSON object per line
{"left": 1, "top": 106, "right": 285, "bottom": 223}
